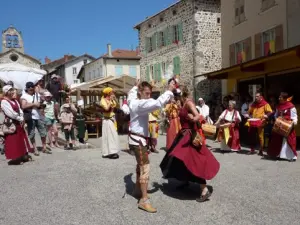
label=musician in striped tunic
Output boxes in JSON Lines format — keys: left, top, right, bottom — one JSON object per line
{"left": 267, "top": 92, "right": 298, "bottom": 161}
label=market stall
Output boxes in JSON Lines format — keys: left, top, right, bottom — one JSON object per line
{"left": 70, "top": 75, "right": 145, "bottom": 137}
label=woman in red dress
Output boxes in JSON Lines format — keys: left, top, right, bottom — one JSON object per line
{"left": 0, "top": 85, "right": 33, "bottom": 165}
{"left": 160, "top": 85, "right": 220, "bottom": 202}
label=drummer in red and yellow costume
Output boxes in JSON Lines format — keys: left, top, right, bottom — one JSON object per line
{"left": 245, "top": 91, "right": 272, "bottom": 155}
{"left": 267, "top": 92, "right": 298, "bottom": 161}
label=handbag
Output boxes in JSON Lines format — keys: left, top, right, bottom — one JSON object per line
{"left": 2, "top": 117, "right": 17, "bottom": 134}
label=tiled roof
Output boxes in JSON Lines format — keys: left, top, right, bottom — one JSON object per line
{"left": 41, "top": 55, "right": 76, "bottom": 70}
{"left": 102, "top": 49, "right": 141, "bottom": 59}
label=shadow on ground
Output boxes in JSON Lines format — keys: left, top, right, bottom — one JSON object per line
{"left": 123, "top": 173, "right": 213, "bottom": 201}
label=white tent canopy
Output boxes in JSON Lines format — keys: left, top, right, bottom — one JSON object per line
{"left": 0, "top": 62, "right": 46, "bottom": 89}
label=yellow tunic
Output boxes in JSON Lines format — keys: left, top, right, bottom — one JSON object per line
{"left": 100, "top": 97, "right": 118, "bottom": 130}
{"left": 149, "top": 110, "right": 160, "bottom": 139}
{"left": 165, "top": 103, "right": 179, "bottom": 119}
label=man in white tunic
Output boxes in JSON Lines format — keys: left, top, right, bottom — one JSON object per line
{"left": 196, "top": 98, "right": 212, "bottom": 124}
{"left": 127, "top": 80, "right": 175, "bottom": 213}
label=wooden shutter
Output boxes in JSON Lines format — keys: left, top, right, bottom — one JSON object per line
{"left": 178, "top": 22, "right": 183, "bottom": 42}
{"left": 244, "top": 37, "right": 252, "bottom": 61}
{"left": 157, "top": 32, "right": 161, "bottom": 48}
{"left": 275, "top": 24, "right": 283, "bottom": 52}
{"left": 145, "top": 37, "right": 148, "bottom": 53}
{"left": 157, "top": 63, "right": 162, "bottom": 81}
{"left": 146, "top": 66, "right": 150, "bottom": 81}
{"left": 229, "top": 44, "right": 235, "bottom": 66}
{"left": 254, "top": 33, "right": 262, "bottom": 59}
{"left": 152, "top": 33, "right": 156, "bottom": 51}
{"left": 173, "top": 57, "right": 177, "bottom": 75}
{"left": 177, "top": 57, "right": 181, "bottom": 74}
{"left": 170, "top": 25, "right": 175, "bottom": 44}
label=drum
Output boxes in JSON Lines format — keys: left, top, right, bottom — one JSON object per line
{"left": 248, "top": 118, "right": 263, "bottom": 127}
{"left": 219, "top": 123, "right": 231, "bottom": 128}
{"left": 202, "top": 124, "right": 216, "bottom": 137}
{"left": 272, "top": 117, "right": 293, "bottom": 137}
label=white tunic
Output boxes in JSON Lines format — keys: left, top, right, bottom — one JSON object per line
{"left": 275, "top": 107, "right": 298, "bottom": 160}
{"left": 128, "top": 86, "right": 173, "bottom": 146}
{"left": 196, "top": 104, "right": 210, "bottom": 118}
{"left": 0, "top": 100, "right": 24, "bottom": 122}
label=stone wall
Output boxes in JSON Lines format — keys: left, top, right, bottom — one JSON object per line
{"left": 0, "top": 52, "right": 40, "bottom": 68}
{"left": 138, "top": 0, "right": 194, "bottom": 88}
{"left": 193, "top": 0, "right": 222, "bottom": 101}
{"left": 137, "top": 0, "right": 221, "bottom": 100}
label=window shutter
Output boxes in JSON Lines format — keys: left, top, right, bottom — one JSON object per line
{"left": 254, "top": 33, "right": 262, "bottom": 59}
{"left": 145, "top": 37, "right": 148, "bottom": 53}
{"left": 170, "top": 26, "right": 175, "bottom": 44}
{"left": 178, "top": 22, "right": 183, "bottom": 42}
{"left": 157, "top": 32, "right": 161, "bottom": 48}
{"left": 165, "top": 27, "right": 170, "bottom": 45}
{"left": 173, "top": 57, "right": 177, "bottom": 75}
{"left": 275, "top": 24, "right": 283, "bottom": 52}
{"left": 157, "top": 63, "right": 162, "bottom": 81}
{"left": 152, "top": 33, "right": 156, "bottom": 51}
{"left": 146, "top": 66, "right": 150, "bottom": 81}
{"left": 244, "top": 37, "right": 252, "bottom": 61}
{"left": 229, "top": 44, "right": 235, "bottom": 66}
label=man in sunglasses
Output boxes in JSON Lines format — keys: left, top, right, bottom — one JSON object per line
{"left": 20, "top": 82, "right": 50, "bottom": 155}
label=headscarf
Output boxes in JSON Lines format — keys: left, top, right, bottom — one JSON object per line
{"left": 103, "top": 87, "right": 113, "bottom": 95}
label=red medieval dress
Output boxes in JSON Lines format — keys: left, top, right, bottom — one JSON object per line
{"left": 267, "top": 101, "right": 297, "bottom": 160}
{"left": 3, "top": 99, "right": 33, "bottom": 160}
{"left": 160, "top": 104, "right": 220, "bottom": 183}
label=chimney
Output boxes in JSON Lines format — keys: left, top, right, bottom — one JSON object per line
{"left": 136, "top": 46, "right": 140, "bottom": 56}
{"left": 45, "top": 57, "right": 51, "bottom": 64}
{"left": 64, "top": 54, "right": 69, "bottom": 62}
{"left": 107, "top": 44, "right": 112, "bottom": 57}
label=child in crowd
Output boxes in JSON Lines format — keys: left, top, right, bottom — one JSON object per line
{"left": 60, "top": 104, "right": 76, "bottom": 150}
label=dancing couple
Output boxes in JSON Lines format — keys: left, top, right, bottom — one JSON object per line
{"left": 127, "top": 78, "right": 220, "bottom": 213}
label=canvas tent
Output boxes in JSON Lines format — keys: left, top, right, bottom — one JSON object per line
{"left": 0, "top": 62, "right": 46, "bottom": 89}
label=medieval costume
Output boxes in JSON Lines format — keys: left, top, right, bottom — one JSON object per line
{"left": 148, "top": 109, "right": 160, "bottom": 153}
{"left": 196, "top": 98, "right": 213, "bottom": 124}
{"left": 246, "top": 96, "right": 272, "bottom": 155}
{"left": 160, "top": 99, "right": 220, "bottom": 202}
{"left": 216, "top": 101, "right": 241, "bottom": 151}
{"left": 267, "top": 96, "right": 297, "bottom": 161}
{"left": 165, "top": 102, "right": 181, "bottom": 150}
{"left": 1, "top": 85, "right": 33, "bottom": 165}
{"left": 128, "top": 83, "right": 173, "bottom": 213}
{"left": 100, "top": 87, "right": 119, "bottom": 159}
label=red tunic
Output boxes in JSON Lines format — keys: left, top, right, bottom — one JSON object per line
{"left": 4, "top": 99, "right": 32, "bottom": 160}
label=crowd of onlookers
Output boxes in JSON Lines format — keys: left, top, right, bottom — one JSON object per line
{"left": 0, "top": 75, "right": 86, "bottom": 165}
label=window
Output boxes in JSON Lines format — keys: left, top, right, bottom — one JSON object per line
{"left": 73, "top": 67, "right": 77, "bottom": 74}
{"left": 262, "top": 28, "right": 276, "bottom": 56}
{"left": 150, "top": 65, "right": 154, "bottom": 81}
{"left": 173, "top": 56, "right": 181, "bottom": 75}
{"left": 129, "top": 66, "right": 137, "bottom": 77}
{"left": 89, "top": 71, "right": 92, "bottom": 81}
{"left": 93, "top": 70, "right": 96, "bottom": 79}
{"left": 115, "top": 65, "right": 123, "bottom": 76}
{"left": 100, "top": 65, "right": 103, "bottom": 77}
{"left": 235, "top": 41, "right": 246, "bottom": 64}
{"left": 83, "top": 59, "right": 87, "bottom": 64}
{"left": 97, "top": 68, "right": 100, "bottom": 77}
{"left": 234, "top": 0, "right": 245, "bottom": 25}
{"left": 149, "top": 37, "right": 153, "bottom": 52}
{"left": 159, "top": 31, "right": 165, "bottom": 47}
{"left": 261, "top": 0, "right": 276, "bottom": 12}
{"left": 73, "top": 79, "right": 79, "bottom": 84}
{"left": 162, "top": 62, "right": 166, "bottom": 75}
{"left": 172, "top": 23, "right": 183, "bottom": 44}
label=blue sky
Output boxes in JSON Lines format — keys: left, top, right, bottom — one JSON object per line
{"left": 0, "top": 0, "right": 177, "bottom": 63}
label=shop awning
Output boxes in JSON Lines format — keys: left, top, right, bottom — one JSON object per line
{"left": 200, "top": 45, "right": 300, "bottom": 79}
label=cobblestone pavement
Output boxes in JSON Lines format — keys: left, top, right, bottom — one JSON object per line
{"left": 0, "top": 134, "right": 300, "bottom": 225}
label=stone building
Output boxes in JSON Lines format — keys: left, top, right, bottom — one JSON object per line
{"left": 0, "top": 25, "right": 41, "bottom": 69}
{"left": 134, "top": 0, "right": 221, "bottom": 100}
